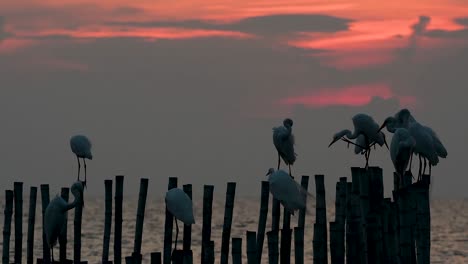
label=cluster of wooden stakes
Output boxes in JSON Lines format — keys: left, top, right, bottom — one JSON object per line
{"left": 2, "top": 166, "right": 431, "bottom": 264}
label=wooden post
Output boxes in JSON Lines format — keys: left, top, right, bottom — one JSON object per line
{"left": 415, "top": 175, "right": 431, "bottom": 264}
{"left": 298, "top": 176, "right": 309, "bottom": 229}
{"left": 294, "top": 227, "right": 304, "bottom": 264}
{"left": 256, "top": 181, "right": 269, "bottom": 264}
{"left": 369, "top": 167, "right": 384, "bottom": 212}
{"left": 163, "top": 177, "right": 177, "bottom": 264}
{"left": 2, "top": 190, "right": 14, "bottom": 264}
{"left": 14, "top": 182, "right": 23, "bottom": 264}
{"left": 220, "top": 182, "right": 236, "bottom": 264}
{"left": 150, "top": 252, "right": 161, "bottom": 264}
{"left": 313, "top": 174, "right": 327, "bottom": 264}
{"left": 329, "top": 222, "right": 339, "bottom": 264}
{"left": 267, "top": 231, "right": 279, "bottom": 264}
{"left": 231, "top": 238, "right": 242, "bottom": 264}
{"left": 131, "top": 178, "right": 149, "bottom": 264}
{"left": 171, "top": 250, "right": 184, "bottom": 264}
{"left": 334, "top": 177, "right": 346, "bottom": 264}
{"left": 201, "top": 185, "right": 214, "bottom": 264}
{"left": 102, "top": 180, "right": 113, "bottom": 264}
{"left": 280, "top": 224, "right": 291, "bottom": 264}
{"left": 366, "top": 214, "right": 383, "bottom": 264}
{"left": 114, "top": 175, "right": 124, "bottom": 264}
{"left": 74, "top": 182, "right": 85, "bottom": 264}
{"left": 182, "top": 184, "right": 193, "bottom": 264}
{"left": 357, "top": 168, "right": 369, "bottom": 264}
{"left": 271, "top": 198, "right": 281, "bottom": 232}
{"left": 40, "top": 184, "right": 51, "bottom": 263}
{"left": 26, "top": 187, "right": 37, "bottom": 264}
{"left": 59, "top": 187, "right": 70, "bottom": 263}
{"left": 394, "top": 187, "right": 412, "bottom": 264}
{"left": 388, "top": 201, "right": 400, "bottom": 264}
{"left": 345, "top": 182, "right": 360, "bottom": 264}
{"left": 246, "top": 231, "right": 257, "bottom": 264}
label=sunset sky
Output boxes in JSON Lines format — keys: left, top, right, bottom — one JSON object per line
{"left": 1, "top": 0, "right": 467, "bottom": 197}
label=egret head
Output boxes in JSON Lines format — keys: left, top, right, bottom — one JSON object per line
{"left": 71, "top": 181, "right": 84, "bottom": 206}
{"left": 266, "top": 168, "right": 275, "bottom": 176}
{"left": 377, "top": 131, "right": 389, "bottom": 149}
{"left": 379, "top": 116, "right": 396, "bottom": 133}
{"left": 283, "top": 118, "right": 293, "bottom": 128}
{"left": 328, "top": 130, "right": 350, "bottom": 147}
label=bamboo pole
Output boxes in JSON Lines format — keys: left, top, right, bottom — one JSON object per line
{"left": 246, "top": 231, "right": 257, "bottom": 264}
{"left": 2, "top": 190, "right": 14, "bottom": 264}
{"left": 256, "top": 181, "right": 269, "bottom": 264}
{"left": 298, "top": 175, "right": 309, "bottom": 229}
{"left": 345, "top": 182, "right": 360, "bottom": 264}
{"left": 334, "top": 177, "right": 347, "bottom": 264}
{"left": 357, "top": 168, "right": 369, "bottom": 264}
{"left": 293, "top": 227, "right": 304, "bottom": 264}
{"left": 163, "top": 177, "right": 177, "bottom": 264}
{"left": 366, "top": 214, "right": 383, "bottom": 264}
{"left": 60, "top": 187, "right": 70, "bottom": 263}
{"left": 415, "top": 174, "right": 431, "bottom": 264}
{"left": 220, "top": 182, "right": 236, "bottom": 264}
{"left": 266, "top": 231, "right": 278, "bottom": 264}
{"left": 150, "top": 252, "right": 161, "bottom": 264}
{"left": 280, "top": 225, "right": 291, "bottom": 264}
{"left": 201, "top": 185, "right": 214, "bottom": 263}
{"left": 27, "top": 187, "right": 37, "bottom": 264}
{"left": 271, "top": 198, "right": 281, "bottom": 232}
{"left": 102, "top": 180, "right": 113, "bottom": 264}
{"left": 14, "top": 182, "right": 23, "bottom": 264}
{"left": 171, "top": 250, "right": 184, "bottom": 264}
{"left": 132, "top": 178, "right": 149, "bottom": 263}
{"left": 182, "top": 184, "right": 193, "bottom": 264}
{"left": 114, "top": 175, "right": 124, "bottom": 264}
{"left": 74, "top": 182, "right": 85, "bottom": 264}
{"left": 231, "top": 238, "right": 242, "bottom": 264}
{"left": 313, "top": 174, "right": 327, "bottom": 264}
{"left": 329, "top": 222, "right": 339, "bottom": 264}
{"left": 40, "top": 184, "right": 51, "bottom": 263}
{"left": 394, "top": 187, "right": 412, "bottom": 264}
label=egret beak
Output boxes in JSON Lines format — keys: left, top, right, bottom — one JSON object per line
{"left": 328, "top": 138, "right": 339, "bottom": 148}
{"left": 384, "top": 136, "right": 389, "bottom": 150}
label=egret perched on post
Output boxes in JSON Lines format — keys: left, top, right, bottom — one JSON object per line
{"left": 70, "top": 135, "right": 93, "bottom": 186}
{"left": 273, "top": 118, "right": 297, "bottom": 176}
{"left": 328, "top": 113, "right": 388, "bottom": 168}
{"left": 266, "top": 168, "right": 310, "bottom": 214}
{"left": 44, "top": 181, "right": 84, "bottom": 262}
{"left": 165, "top": 188, "right": 195, "bottom": 251}
{"left": 390, "top": 128, "right": 416, "bottom": 184}
{"left": 379, "top": 109, "right": 446, "bottom": 179}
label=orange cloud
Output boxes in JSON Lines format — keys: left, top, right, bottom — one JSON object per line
{"left": 279, "top": 84, "right": 416, "bottom": 108}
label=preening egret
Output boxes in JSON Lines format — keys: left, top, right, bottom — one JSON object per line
{"left": 165, "top": 188, "right": 195, "bottom": 251}
{"left": 266, "top": 168, "right": 310, "bottom": 214}
{"left": 328, "top": 113, "right": 388, "bottom": 168}
{"left": 273, "top": 118, "right": 297, "bottom": 176}
{"left": 380, "top": 109, "right": 446, "bottom": 179}
{"left": 44, "top": 181, "right": 84, "bottom": 262}
{"left": 70, "top": 135, "right": 93, "bottom": 186}
{"left": 390, "top": 128, "right": 416, "bottom": 184}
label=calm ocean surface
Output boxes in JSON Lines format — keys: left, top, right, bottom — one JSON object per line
{"left": 1, "top": 197, "right": 467, "bottom": 263}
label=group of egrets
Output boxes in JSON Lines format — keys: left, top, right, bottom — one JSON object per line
{"left": 44, "top": 108, "right": 447, "bottom": 261}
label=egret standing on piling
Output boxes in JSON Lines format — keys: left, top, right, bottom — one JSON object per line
{"left": 328, "top": 113, "right": 388, "bottom": 168}
{"left": 273, "top": 118, "right": 297, "bottom": 176}
{"left": 70, "top": 135, "right": 93, "bottom": 186}
{"left": 390, "top": 128, "right": 416, "bottom": 184}
{"left": 165, "top": 188, "right": 195, "bottom": 251}
{"left": 44, "top": 181, "right": 84, "bottom": 262}
{"left": 266, "top": 168, "right": 308, "bottom": 214}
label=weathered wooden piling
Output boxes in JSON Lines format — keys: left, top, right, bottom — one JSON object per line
{"left": 331, "top": 177, "right": 346, "bottom": 264}
{"left": 345, "top": 181, "right": 360, "bottom": 264}
{"left": 366, "top": 214, "right": 383, "bottom": 264}
{"left": 232, "top": 238, "right": 242, "bottom": 264}
{"left": 14, "top": 182, "right": 23, "bottom": 264}
{"left": 40, "top": 184, "right": 51, "bottom": 263}
{"left": 115, "top": 175, "right": 124, "bottom": 264}
{"left": 415, "top": 175, "right": 431, "bottom": 264}
{"left": 356, "top": 168, "right": 369, "bottom": 264}
{"left": 201, "top": 185, "right": 214, "bottom": 264}
{"left": 60, "top": 187, "right": 71, "bottom": 263}
{"left": 313, "top": 174, "right": 327, "bottom": 264}
{"left": 256, "top": 181, "right": 269, "bottom": 264}
{"left": 280, "top": 222, "right": 292, "bottom": 264}
{"left": 102, "top": 180, "right": 113, "bottom": 264}
{"left": 163, "top": 177, "right": 177, "bottom": 264}
{"left": 246, "top": 231, "right": 257, "bottom": 264}
{"left": 394, "top": 185, "right": 413, "bottom": 264}
{"left": 182, "top": 184, "right": 193, "bottom": 264}
{"left": 74, "top": 183, "right": 85, "bottom": 263}
{"left": 2, "top": 190, "right": 14, "bottom": 264}
{"left": 271, "top": 198, "right": 281, "bottom": 232}
{"left": 150, "top": 252, "right": 161, "bottom": 264}
{"left": 205, "top": 241, "right": 215, "bottom": 264}
{"left": 266, "top": 231, "right": 279, "bottom": 264}
{"left": 293, "top": 227, "right": 304, "bottom": 264}
{"left": 26, "top": 187, "right": 37, "bottom": 264}
{"left": 130, "top": 178, "right": 149, "bottom": 264}
{"left": 220, "top": 182, "right": 236, "bottom": 264}
{"left": 329, "top": 222, "right": 339, "bottom": 264}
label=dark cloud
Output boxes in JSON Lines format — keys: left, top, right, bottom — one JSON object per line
{"left": 425, "top": 28, "right": 468, "bottom": 39}
{"left": 0, "top": 16, "right": 12, "bottom": 40}
{"left": 454, "top": 17, "right": 468, "bottom": 27}
{"left": 111, "top": 6, "right": 145, "bottom": 16}
{"left": 106, "top": 14, "right": 352, "bottom": 36}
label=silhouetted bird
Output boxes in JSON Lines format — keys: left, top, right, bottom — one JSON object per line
{"left": 165, "top": 188, "right": 195, "bottom": 251}
{"left": 273, "top": 118, "right": 297, "bottom": 176}
{"left": 390, "top": 128, "right": 416, "bottom": 184}
{"left": 266, "top": 168, "right": 309, "bottom": 214}
{"left": 70, "top": 135, "right": 93, "bottom": 186}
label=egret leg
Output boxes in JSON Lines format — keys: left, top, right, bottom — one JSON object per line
{"left": 83, "top": 158, "right": 87, "bottom": 188}
{"left": 288, "top": 164, "right": 293, "bottom": 178}
{"left": 76, "top": 156, "right": 81, "bottom": 181}
{"left": 277, "top": 153, "right": 281, "bottom": 170}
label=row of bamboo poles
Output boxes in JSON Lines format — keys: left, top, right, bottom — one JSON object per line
{"left": 2, "top": 167, "right": 431, "bottom": 264}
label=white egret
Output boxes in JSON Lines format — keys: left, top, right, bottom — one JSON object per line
{"left": 70, "top": 135, "right": 93, "bottom": 186}
{"left": 390, "top": 128, "right": 416, "bottom": 184}
{"left": 165, "top": 188, "right": 195, "bottom": 251}
{"left": 328, "top": 113, "right": 388, "bottom": 168}
{"left": 380, "top": 109, "right": 446, "bottom": 179}
{"left": 44, "top": 181, "right": 84, "bottom": 262}
{"left": 273, "top": 118, "right": 297, "bottom": 177}
{"left": 266, "top": 168, "right": 310, "bottom": 214}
